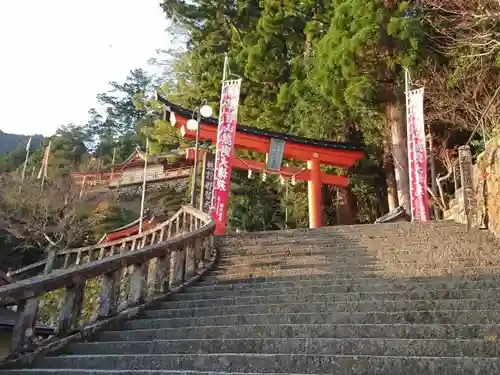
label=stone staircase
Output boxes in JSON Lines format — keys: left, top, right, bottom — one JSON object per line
{"left": 4, "top": 221, "right": 500, "bottom": 374}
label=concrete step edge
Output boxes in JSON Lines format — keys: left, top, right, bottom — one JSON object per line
{"left": 71, "top": 337, "right": 499, "bottom": 345}
{"left": 192, "top": 277, "right": 500, "bottom": 290}
{"left": 38, "top": 353, "right": 500, "bottom": 359}
{"left": 169, "top": 288, "right": 500, "bottom": 305}
{"left": 152, "top": 297, "right": 500, "bottom": 313}
{"left": 98, "top": 322, "right": 500, "bottom": 334}
{"left": 125, "top": 309, "right": 500, "bottom": 324}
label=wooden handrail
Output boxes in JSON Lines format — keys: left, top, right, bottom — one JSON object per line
{"left": 10, "top": 205, "right": 203, "bottom": 279}
{"left": 0, "top": 205, "right": 215, "bottom": 365}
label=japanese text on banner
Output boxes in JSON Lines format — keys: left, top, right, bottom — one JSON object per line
{"left": 406, "top": 88, "right": 430, "bottom": 222}
{"left": 211, "top": 79, "right": 242, "bottom": 233}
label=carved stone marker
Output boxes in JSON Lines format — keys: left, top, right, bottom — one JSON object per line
{"left": 458, "top": 145, "right": 477, "bottom": 229}
{"left": 200, "top": 152, "right": 215, "bottom": 214}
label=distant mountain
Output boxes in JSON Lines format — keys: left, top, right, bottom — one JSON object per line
{"left": 0, "top": 130, "right": 44, "bottom": 154}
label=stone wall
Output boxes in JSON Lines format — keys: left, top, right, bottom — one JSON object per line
{"left": 445, "top": 137, "right": 500, "bottom": 237}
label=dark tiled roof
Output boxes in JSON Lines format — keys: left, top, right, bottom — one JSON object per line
{"left": 157, "top": 95, "right": 364, "bottom": 152}
{"left": 0, "top": 307, "right": 54, "bottom": 335}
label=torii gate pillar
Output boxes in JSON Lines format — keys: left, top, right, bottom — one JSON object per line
{"left": 307, "top": 157, "right": 324, "bottom": 228}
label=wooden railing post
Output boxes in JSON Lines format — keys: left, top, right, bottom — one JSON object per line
{"left": 98, "top": 246, "right": 106, "bottom": 260}
{"left": 130, "top": 240, "right": 137, "bottom": 252}
{"left": 44, "top": 248, "right": 58, "bottom": 274}
{"left": 75, "top": 251, "right": 83, "bottom": 266}
{"left": 63, "top": 253, "right": 71, "bottom": 268}
{"left": 139, "top": 235, "right": 147, "bottom": 249}
{"left": 193, "top": 237, "right": 203, "bottom": 269}
{"left": 154, "top": 251, "right": 171, "bottom": 294}
{"left": 203, "top": 237, "right": 210, "bottom": 263}
{"left": 58, "top": 282, "right": 85, "bottom": 336}
{"left": 185, "top": 241, "right": 195, "bottom": 278}
{"left": 98, "top": 271, "right": 120, "bottom": 319}
{"left": 129, "top": 262, "right": 148, "bottom": 305}
{"left": 176, "top": 214, "right": 181, "bottom": 234}
{"left": 11, "top": 298, "right": 39, "bottom": 352}
{"left": 171, "top": 246, "right": 186, "bottom": 285}
{"left": 168, "top": 221, "right": 174, "bottom": 239}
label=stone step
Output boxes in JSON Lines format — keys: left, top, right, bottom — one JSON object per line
{"left": 30, "top": 353, "right": 500, "bottom": 374}
{"left": 193, "top": 275, "right": 500, "bottom": 291}
{"left": 218, "top": 239, "right": 437, "bottom": 252}
{"left": 216, "top": 221, "right": 461, "bottom": 240}
{"left": 66, "top": 337, "right": 500, "bottom": 357}
{"left": 146, "top": 298, "right": 500, "bottom": 319}
{"left": 211, "top": 263, "right": 500, "bottom": 278}
{"left": 122, "top": 309, "right": 500, "bottom": 330}
{"left": 219, "top": 233, "right": 494, "bottom": 249}
{"left": 216, "top": 257, "right": 500, "bottom": 271}
{"left": 217, "top": 253, "right": 382, "bottom": 264}
{"left": 217, "top": 227, "right": 477, "bottom": 248}
{"left": 0, "top": 371, "right": 325, "bottom": 375}
{"left": 218, "top": 252, "right": 495, "bottom": 265}
{"left": 218, "top": 243, "right": 499, "bottom": 257}
{"left": 97, "top": 323, "right": 500, "bottom": 342}
{"left": 213, "top": 263, "right": 405, "bottom": 275}
{"left": 204, "top": 266, "right": 500, "bottom": 280}
{"left": 218, "top": 227, "right": 474, "bottom": 241}
{"left": 217, "top": 237, "right": 471, "bottom": 252}
{"left": 219, "top": 241, "right": 498, "bottom": 252}
{"left": 163, "top": 288, "right": 500, "bottom": 309}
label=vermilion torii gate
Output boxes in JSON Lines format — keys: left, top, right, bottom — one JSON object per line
{"left": 158, "top": 96, "right": 364, "bottom": 233}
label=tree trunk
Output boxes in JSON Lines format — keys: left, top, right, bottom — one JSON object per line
{"left": 386, "top": 101, "right": 410, "bottom": 213}
{"left": 44, "top": 248, "right": 58, "bottom": 274}
{"left": 383, "top": 138, "right": 399, "bottom": 211}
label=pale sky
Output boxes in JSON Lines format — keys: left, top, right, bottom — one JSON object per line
{"left": 0, "top": 0, "right": 174, "bottom": 136}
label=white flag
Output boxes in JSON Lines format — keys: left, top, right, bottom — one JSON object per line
{"left": 37, "top": 141, "right": 51, "bottom": 179}
{"left": 25, "top": 137, "right": 32, "bottom": 152}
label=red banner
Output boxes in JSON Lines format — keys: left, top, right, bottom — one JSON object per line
{"left": 406, "top": 88, "right": 430, "bottom": 222}
{"left": 211, "top": 79, "right": 242, "bottom": 234}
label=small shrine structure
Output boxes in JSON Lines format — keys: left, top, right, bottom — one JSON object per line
{"left": 72, "top": 148, "right": 192, "bottom": 191}
{"left": 158, "top": 96, "right": 364, "bottom": 233}
{"left": 96, "top": 210, "right": 158, "bottom": 244}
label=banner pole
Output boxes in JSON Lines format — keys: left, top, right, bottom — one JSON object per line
{"left": 139, "top": 138, "right": 149, "bottom": 234}
{"left": 405, "top": 68, "right": 412, "bottom": 221}
{"left": 19, "top": 138, "right": 31, "bottom": 193}
{"left": 222, "top": 53, "right": 229, "bottom": 82}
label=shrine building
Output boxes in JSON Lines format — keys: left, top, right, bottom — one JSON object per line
{"left": 72, "top": 148, "right": 192, "bottom": 191}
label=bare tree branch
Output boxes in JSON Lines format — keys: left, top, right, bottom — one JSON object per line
{"left": 0, "top": 175, "right": 93, "bottom": 253}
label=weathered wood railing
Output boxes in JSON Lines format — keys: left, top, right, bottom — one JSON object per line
{"left": 0, "top": 205, "right": 215, "bottom": 367}
{"left": 10, "top": 205, "right": 194, "bottom": 279}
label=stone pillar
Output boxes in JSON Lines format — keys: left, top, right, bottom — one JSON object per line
{"left": 458, "top": 145, "right": 477, "bottom": 229}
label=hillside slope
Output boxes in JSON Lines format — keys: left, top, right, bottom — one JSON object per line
{"left": 0, "top": 130, "right": 43, "bottom": 154}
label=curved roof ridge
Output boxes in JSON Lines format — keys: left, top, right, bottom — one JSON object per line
{"left": 157, "top": 95, "right": 364, "bottom": 152}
